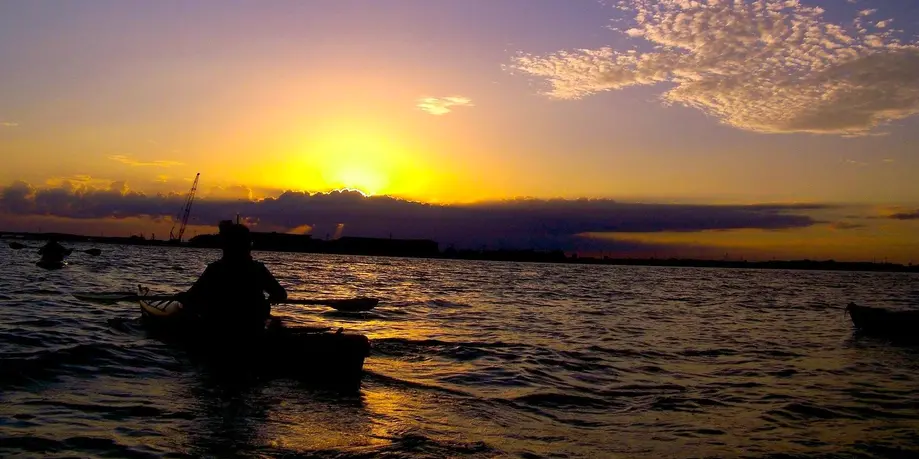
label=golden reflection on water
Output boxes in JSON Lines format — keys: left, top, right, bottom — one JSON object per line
{"left": 257, "top": 388, "right": 433, "bottom": 453}
{"left": 259, "top": 401, "right": 383, "bottom": 451}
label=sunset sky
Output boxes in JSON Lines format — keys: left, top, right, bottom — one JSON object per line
{"left": 2, "top": 0, "right": 919, "bottom": 262}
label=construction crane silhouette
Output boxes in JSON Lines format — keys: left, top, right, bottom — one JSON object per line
{"left": 169, "top": 173, "right": 200, "bottom": 243}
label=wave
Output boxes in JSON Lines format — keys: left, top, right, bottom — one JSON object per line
{"left": 364, "top": 370, "right": 479, "bottom": 399}
{"left": 264, "top": 431, "right": 495, "bottom": 459}
{"left": 0, "top": 331, "right": 51, "bottom": 348}
{"left": 585, "top": 344, "right": 671, "bottom": 359}
{"left": 765, "top": 401, "right": 919, "bottom": 422}
{"left": 0, "top": 343, "right": 177, "bottom": 389}
{"left": 371, "top": 337, "right": 527, "bottom": 362}
{"left": 511, "top": 392, "right": 611, "bottom": 410}
{"left": 21, "top": 400, "right": 196, "bottom": 420}
{"left": 0, "top": 434, "right": 185, "bottom": 459}
{"left": 3, "top": 318, "right": 64, "bottom": 328}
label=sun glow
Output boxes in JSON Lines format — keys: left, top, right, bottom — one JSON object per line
{"left": 276, "top": 120, "right": 439, "bottom": 198}
{"left": 321, "top": 146, "right": 393, "bottom": 196}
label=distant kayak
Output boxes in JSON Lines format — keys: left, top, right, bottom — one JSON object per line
{"left": 846, "top": 303, "right": 919, "bottom": 341}
{"left": 36, "top": 258, "right": 67, "bottom": 270}
{"left": 136, "top": 286, "right": 371, "bottom": 389}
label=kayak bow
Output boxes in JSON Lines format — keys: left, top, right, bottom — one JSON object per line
{"left": 36, "top": 259, "right": 67, "bottom": 270}
{"left": 846, "top": 302, "right": 919, "bottom": 342}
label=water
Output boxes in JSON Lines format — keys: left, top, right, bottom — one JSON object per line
{"left": 1, "top": 244, "right": 919, "bottom": 458}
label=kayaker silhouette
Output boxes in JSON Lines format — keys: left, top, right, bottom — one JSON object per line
{"left": 176, "top": 220, "right": 287, "bottom": 335}
{"left": 38, "top": 238, "right": 71, "bottom": 261}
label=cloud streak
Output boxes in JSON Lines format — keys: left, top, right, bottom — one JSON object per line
{"left": 108, "top": 155, "right": 184, "bottom": 168}
{"left": 0, "top": 180, "right": 828, "bottom": 252}
{"left": 417, "top": 96, "right": 474, "bottom": 115}
{"left": 830, "top": 221, "right": 866, "bottom": 230}
{"left": 1, "top": 122, "right": 19, "bottom": 128}
{"left": 888, "top": 209, "right": 919, "bottom": 220}
{"left": 509, "top": 0, "right": 919, "bottom": 136}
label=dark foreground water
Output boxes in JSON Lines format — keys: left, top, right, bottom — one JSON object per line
{"left": 1, "top": 244, "right": 919, "bottom": 458}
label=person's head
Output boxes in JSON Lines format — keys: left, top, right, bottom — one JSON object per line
{"left": 218, "top": 220, "right": 252, "bottom": 259}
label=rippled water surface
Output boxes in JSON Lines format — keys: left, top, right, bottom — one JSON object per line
{"left": 2, "top": 244, "right": 919, "bottom": 458}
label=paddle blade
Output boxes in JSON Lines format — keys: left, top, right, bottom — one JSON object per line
{"left": 9, "top": 242, "right": 25, "bottom": 249}
{"left": 328, "top": 298, "right": 379, "bottom": 312}
{"left": 72, "top": 292, "right": 140, "bottom": 303}
{"left": 72, "top": 292, "right": 180, "bottom": 303}
{"left": 285, "top": 297, "right": 379, "bottom": 311}
{"left": 84, "top": 248, "right": 102, "bottom": 256}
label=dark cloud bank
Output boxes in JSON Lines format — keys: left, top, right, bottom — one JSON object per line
{"left": 0, "top": 181, "right": 831, "bottom": 254}
{"left": 888, "top": 210, "right": 919, "bottom": 220}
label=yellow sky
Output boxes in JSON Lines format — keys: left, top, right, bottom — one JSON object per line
{"left": 593, "top": 222, "right": 919, "bottom": 263}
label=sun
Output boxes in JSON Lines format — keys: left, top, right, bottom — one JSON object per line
{"left": 272, "top": 118, "right": 449, "bottom": 199}
{"left": 333, "top": 165, "right": 387, "bottom": 196}
{"left": 316, "top": 132, "right": 396, "bottom": 196}
{"left": 284, "top": 120, "right": 436, "bottom": 197}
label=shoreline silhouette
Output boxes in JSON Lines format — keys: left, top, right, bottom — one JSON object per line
{"left": 2, "top": 230, "right": 916, "bottom": 273}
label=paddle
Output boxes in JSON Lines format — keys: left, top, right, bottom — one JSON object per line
{"left": 283, "top": 298, "right": 379, "bottom": 311}
{"left": 8, "top": 242, "right": 102, "bottom": 256}
{"left": 72, "top": 292, "right": 379, "bottom": 312}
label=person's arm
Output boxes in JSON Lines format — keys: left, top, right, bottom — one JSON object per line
{"left": 176, "top": 264, "right": 216, "bottom": 311}
{"left": 259, "top": 263, "right": 287, "bottom": 304}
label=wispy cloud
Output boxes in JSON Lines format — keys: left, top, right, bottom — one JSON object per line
{"left": 509, "top": 1, "right": 919, "bottom": 136}
{"left": 44, "top": 175, "right": 113, "bottom": 190}
{"left": 1, "top": 122, "right": 19, "bottom": 128}
{"left": 845, "top": 159, "right": 868, "bottom": 166}
{"left": 205, "top": 184, "right": 253, "bottom": 201}
{"left": 108, "top": 155, "right": 183, "bottom": 168}
{"left": 417, "top": 96, "right": 474, "bottom": 115}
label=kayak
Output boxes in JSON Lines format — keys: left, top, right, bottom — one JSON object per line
{"left": 845, "top": 303, "right": 919, "bottom": 341}
{"left": 137, "top": 286, "right": 371, "bottom": 389}
{"left": 35, "top": 246, "right": 72, "bottom": 270}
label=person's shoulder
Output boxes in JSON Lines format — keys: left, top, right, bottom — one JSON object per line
{"left": 203, "top": 259, "right": 227, "bottom": 271}
{"left": 251, "top": 260, "right": 270, "bottom": 271}
{"left": 251, "top": 260, "right": 278, "bottom": 276}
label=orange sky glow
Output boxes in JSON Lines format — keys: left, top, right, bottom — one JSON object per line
{"left": 3, "top": 0, "right": 919, "bottom": 262}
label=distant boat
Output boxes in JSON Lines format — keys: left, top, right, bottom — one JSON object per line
{"left": 846, "top": 303, "right": 919, "bottom": 342}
